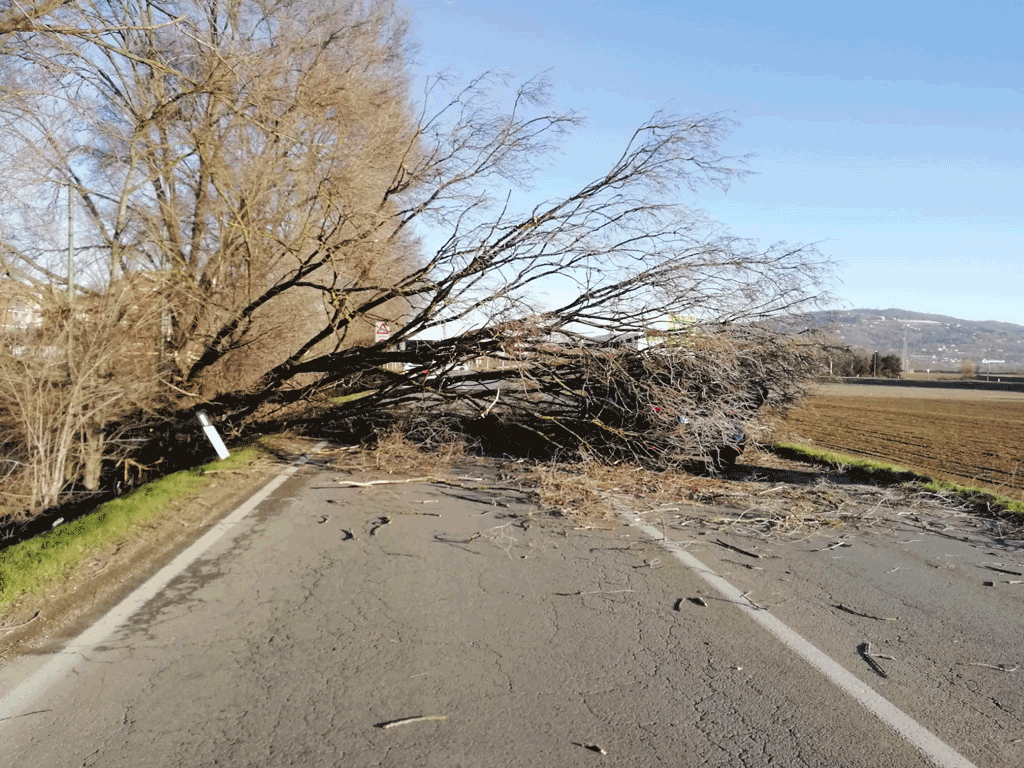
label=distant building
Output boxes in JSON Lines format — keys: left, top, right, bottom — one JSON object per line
{"left": 0, "top": 281, "right": 44, "bottom": 333}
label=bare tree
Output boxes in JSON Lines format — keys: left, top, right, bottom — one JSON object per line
{"left": 0, "top": 279, "right": 163, "bottom": 513}
{"left": 2, "top": 0, "right": 417, "bottom": 380}
{"left": 1, "top": 0, "right": 426, "bottom": 512}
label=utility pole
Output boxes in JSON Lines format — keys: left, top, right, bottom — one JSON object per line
{"left": 67, "top": 182, "right": 74, "bottom": 304}
{"left": 66, "top": 181, "right": 74, "bottom": 370}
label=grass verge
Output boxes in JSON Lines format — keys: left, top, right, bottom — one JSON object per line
{"left": 0, "top": 447, "right": 261, "bottom": 609}
{"left": 774, "top": 442, "right": 1024, "bottom": 517}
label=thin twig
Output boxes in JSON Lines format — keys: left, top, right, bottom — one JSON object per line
{"left": 338, "top": 477, "right": 439, "bottom": 487}
{"left": 739, "top": 591, "right": 767, "bottom": 611}
{"left": 0, "top": 708, "right": 53, "bottom": 723}
{"left": 0, "top": 610, "right": 41, "bottom": 633}
{"left": 858, "top": 641, "right": 890, "bottom": 678}
{"left": 720, "top": 558, "right": 764, "bottom": 570}
{"left": 376, "top": 715, "right": 447, "bottom": 729}
{"left": 835, "top": 604, "right": 898, "bottom": 621}
{"left": 965, "top": 663, "right": 1019, "bottom": 673}
{"left": 572, "top": 742, "right": 608, "bottom": 755}
{"left": 981, "top": 565, "right": 1024, "bottom": 576}
{"left": 480, "top": 389, "right": 500, "bottom": 417}
{"left": 818, "top": 540, "right": 851, "bottom": 551}
{"left": 714, "top": 539, "right": 761, "bottom": 559}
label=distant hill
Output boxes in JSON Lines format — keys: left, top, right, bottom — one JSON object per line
{"left": 803, "top": 308, "right": 1024, "bottom": 373}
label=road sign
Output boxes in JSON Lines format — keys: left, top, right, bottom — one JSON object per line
{"left": 376, "top": 322, "right": 391, "bottom": 342}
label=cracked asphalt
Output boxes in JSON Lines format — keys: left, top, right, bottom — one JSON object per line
{"left": 1, "top": 457, "right": 1020, "bottom": 767}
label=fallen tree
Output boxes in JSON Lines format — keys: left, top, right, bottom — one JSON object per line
{"left": 1, "top": 0, "right": 832, "bottom": 514}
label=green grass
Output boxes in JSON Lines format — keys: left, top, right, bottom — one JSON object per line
{"left": 773, "top": 442, "right": 925, "bottom": 482}
{"left": 774, "top": 442, "right": 1024, "bottom": 517}
{"left": 0, "top": 447, "right": 262, "bottom": 609}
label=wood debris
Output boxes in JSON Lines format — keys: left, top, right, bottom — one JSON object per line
{"left": 376, "top": 715, "right": 447, "bottom": 729}
{"left": 714, "top": 539, "right": 761, "bottom": 559}
{"left": 572, "top": 742, "right": 608, "bottom": 755}
{"left": 633, "top": 558, "right": 660, "bottom": 569}
{"left": 818, "top": 540, "right": 851, "bottom": 551}
{"left": 369, "top": 516, "right": 391, "bottom": 536}
{"left": 739, "top": 591, "right": 768, "bottom": 611}
{"left": 835, "top": 604, "right": 898, "bottom": 622}
{"left": 858, "top": 641, "right": 894, "bottom": 678}
{"left": 720, "top": 558, "right": 763, "bottom": 570}
{"left": 0, "top": 610, "right": 41, "bottom": 633}
{"left": 338, "top": 477, "right": 439, "bottom": 488}
{"left": 981, "top": 564, "right": 1024, "bottom": 576}
{"left": 965, "top": 663, "right": 1019, "bottom": 673}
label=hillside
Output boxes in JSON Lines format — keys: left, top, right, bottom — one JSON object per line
{"left": 805, "top": 308, "right": 1024, "bottom": 373}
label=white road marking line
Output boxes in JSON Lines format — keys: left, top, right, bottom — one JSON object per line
{"left": 0, "top": 443, "right": 328, "bottom": 725}
{"left": 621, "top": 512, "right": 981, "bottom": 768}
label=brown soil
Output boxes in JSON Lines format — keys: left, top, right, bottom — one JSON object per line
{"left": 784, "top": 384, "right": 1024, "bottom": 501}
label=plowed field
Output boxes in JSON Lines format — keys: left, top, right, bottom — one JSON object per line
{"left": 784, "top": 384, "right": 1024, "bottom": 501}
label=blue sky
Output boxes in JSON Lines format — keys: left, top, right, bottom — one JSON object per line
{"left": 401, "top": 0, "right": 1024, "bottom": 325}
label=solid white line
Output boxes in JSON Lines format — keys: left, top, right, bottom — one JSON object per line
{"left": 620, "top": 512, "right": 980, "bottom": 768}
{"left": 0, "top": 443, "right": 328, "bottom": 725}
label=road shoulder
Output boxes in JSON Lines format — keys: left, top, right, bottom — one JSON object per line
{"left": 0, "top": 450, "right": 294, "bottom": 664}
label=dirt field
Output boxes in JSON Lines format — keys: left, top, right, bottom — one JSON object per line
{"left": 783, "top": 383, "right": 1024, "bottom": 501}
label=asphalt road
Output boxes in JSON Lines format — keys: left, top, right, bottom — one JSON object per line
{"left": 0, "top": 453, "right": 1020, "bottom": 767}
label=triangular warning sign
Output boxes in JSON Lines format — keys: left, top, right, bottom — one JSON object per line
{"left": 376, "top": 322, "right": 390, "bottom": 335}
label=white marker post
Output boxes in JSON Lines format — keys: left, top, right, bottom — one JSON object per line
{"left": 195, "top": 410, "right": 230, "bottom": 460}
